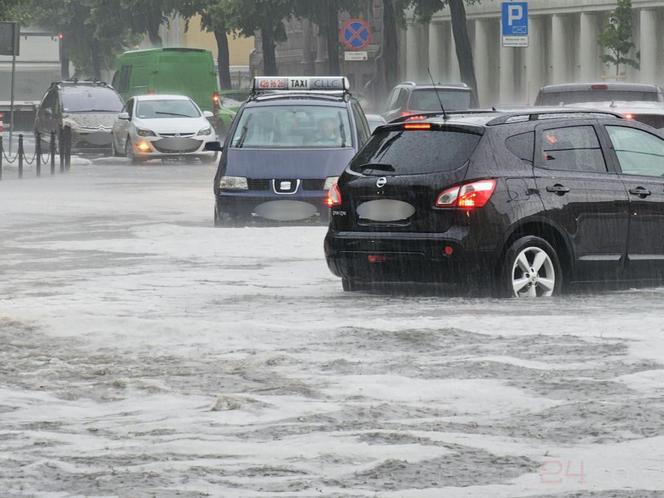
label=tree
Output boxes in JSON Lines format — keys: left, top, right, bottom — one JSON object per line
{"left": 178, "top": 0, "right": 234, "bottom": 88}
{"left": 0, "top": 0, "right": 28, "bottom": 21}
{"left": 598, "top": 0, "right": 639, "bottom": 78}
{"left": 121, "top": 0, "right": 175, "bottom": 47}
{"left": 227, "top": 0, "right": 295, "bottom": 76}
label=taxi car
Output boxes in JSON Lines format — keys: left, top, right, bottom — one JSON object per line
{"left": 209, "top": 77, "right": 371, "bottom": 225}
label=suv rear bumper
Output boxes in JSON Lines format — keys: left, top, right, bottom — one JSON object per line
{"left": 324, "top": 228, "right": 498, "bottom": 284}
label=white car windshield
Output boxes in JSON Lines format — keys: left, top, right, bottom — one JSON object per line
{"left": 231, "top": 105, "right": 352, "bottom": 149}
{"left": 136, "top": 99, "right": 201, "bottom": 119}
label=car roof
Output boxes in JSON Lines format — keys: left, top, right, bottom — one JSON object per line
{"left": 133, "top": 94, "right": 194, "bottom": 101}
{"left": 539, "top": 82, "right": 661, "bottom": 93}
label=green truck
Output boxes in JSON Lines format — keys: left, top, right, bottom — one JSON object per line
{"left": 112, "top": 48, "right": 235, "bottom": 133}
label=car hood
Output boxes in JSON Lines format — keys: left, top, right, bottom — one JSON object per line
{"left": 133, "top": 117, "right": 210, "bottom": 134}
{"left": 225, "top": 148, "right": 356, "bottom": 178}
{"left": 65, "top": 113, "right": 117, "bottom": 129}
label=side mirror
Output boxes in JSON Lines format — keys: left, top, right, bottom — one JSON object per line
{"left": 204, "top": 141, "right": 222, "bottom": 152}
{"left": 43, "top": 108, "right": 53, "bottom": 118}
{"left": 118, "top": 112, "right": 130, "bottom": 120}
{"left": 203, "top": 110, "right": 214, "bottom": 119}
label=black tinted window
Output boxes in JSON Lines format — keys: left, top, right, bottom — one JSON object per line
{"left": 506, "top": 132, "right": 534, "bottom": 164}
{"left": 409, "top": 89, "right": 472, "bottom": 111}
{"left": 350, "top": 128, "right": 482, "bottom": 175}
{"left": 540, "top": 126, "right": 607, "bottom": 173}
{"left": 539, "top": 90, "right": 659, "bottom": 105}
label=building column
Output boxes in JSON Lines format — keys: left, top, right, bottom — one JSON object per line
{"left": 551, "top": 14, "right": 567, "bottom": 84}
{"left": 579, "top": 13, "right": 599, "bottom": 82}
{"left": 499, "top": 43, "right": 515, "bottom": 104}
{"left": 406, "top": 22, "right": 420, "bottom": 80}
{"left": 526, "top": 16, "right": 544, "bottom": 103}
{"left": 447, "top": 22, "right": 461, "bottom": 81}
{"left": 429, "top": 22, "right": 446, "bottom": 82}
{"left": 474, "top": 19, "right": 490, "bottom": 106}
{"left": 418, "top": 23, "right": 430, "bottom": 80}
{"left": 640, "top": 9, "right": 658, "bottom": 83}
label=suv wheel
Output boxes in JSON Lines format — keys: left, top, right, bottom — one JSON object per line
{"left": 500, "top": 236, "right": 562, "bottom": 298}
{"left": 342, "top": 278, "right": 361, "bottom": 292}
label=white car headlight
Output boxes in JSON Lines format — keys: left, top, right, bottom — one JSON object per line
{"left": 137, "top": 128, "right": 156, "bottom": 137}
{"left": 324, "top": 176, "right": 339, "bottom": 190}
{"left": 219, "top": 176, "right": 248, "bottom": 190}
{"left": 198, "top": 126, "right": 213, "bottom": 136}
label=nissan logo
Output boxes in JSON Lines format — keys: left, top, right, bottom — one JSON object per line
{"left": 376, "top": 177, "right": 387, "bottom": 188}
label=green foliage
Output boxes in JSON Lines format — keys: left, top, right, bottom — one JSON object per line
{"left": 598, "top": 0, "right": 639, "bottom": 77}
{"left": 0, "top": 0, "right": 27, "bottom": 22}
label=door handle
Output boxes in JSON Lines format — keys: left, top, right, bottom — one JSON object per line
{"left": 629, "top": 187, "right": 652, "bottom": 198}
{"left": 546, "top": 184, "right": 570, "bottom": 195}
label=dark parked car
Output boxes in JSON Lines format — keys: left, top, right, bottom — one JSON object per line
{"left": 383, "top": 82, "right": 473, "bottom": 122}
{"left": 325, "top": 109, "right": 664, "bottom": 297}
{"left": 212, "top": 76, "right": 372, "bottom": 225}
{"left": 34, "top": 81, "right": 124, "bottom": 154}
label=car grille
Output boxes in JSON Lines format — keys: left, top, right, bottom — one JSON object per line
{"left": 246, "top": 178, "right": 324, "bottom": 192}
{"left": 152, "top": 138, "right": 202, "bottom": 153}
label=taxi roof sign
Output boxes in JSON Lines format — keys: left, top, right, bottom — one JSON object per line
{"left": 252, "top": 76, "right": 350, "bottom": 93}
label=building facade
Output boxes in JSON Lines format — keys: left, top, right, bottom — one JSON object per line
{"left": 406, "top": 0, "right": 664, "bottom": 106}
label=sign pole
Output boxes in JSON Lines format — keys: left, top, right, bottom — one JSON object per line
{"left": 9, "top": 46, "right": 15, "bottom": 154}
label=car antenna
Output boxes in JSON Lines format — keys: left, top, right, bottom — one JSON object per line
{"left": 427, "top": 67, "right": 448, "bottom": 121}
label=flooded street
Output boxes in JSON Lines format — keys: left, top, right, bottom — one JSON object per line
{"left": 1, "top": 162, "right": 664, "bottom": 497}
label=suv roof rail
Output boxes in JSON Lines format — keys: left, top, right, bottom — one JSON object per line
{"left": 486, "top": 109, "right": 624, "bottom": 126}
{"left": 388, "top": 109, "right": 498, "bottom": 124}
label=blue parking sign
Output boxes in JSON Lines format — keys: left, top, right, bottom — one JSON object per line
{"left": 502, "top": 2, "right": 529, "bottom": 47}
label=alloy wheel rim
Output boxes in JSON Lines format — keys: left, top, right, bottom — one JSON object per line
{"left": 511, "top": 246, "right": 556, "bottom": 298}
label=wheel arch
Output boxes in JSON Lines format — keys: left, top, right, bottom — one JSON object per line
{"left": 498, "top": 217, "right": 575, "bottom": 282}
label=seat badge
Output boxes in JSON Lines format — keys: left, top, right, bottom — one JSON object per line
{"left": 280, "top": 181, "right": 292, "bottom": 190}
{"left": 376, "top": 177, "right": 387, "bottom": 188}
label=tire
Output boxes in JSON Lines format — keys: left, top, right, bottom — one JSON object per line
{"left": 342, "top": 278, "right": 361, "bottom": 292}
{"left": 213, "top": 205, "right": 236, "bottom": 227}
{"left": 125, "top": 136, "right": 143, "bottom": 165}
{"left": 499, "top": 236, "right": 563, "bottom": 298}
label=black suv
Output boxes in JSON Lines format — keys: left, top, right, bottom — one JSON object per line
{"left": 34, "top": 81, "right": 124, "bottom": 154}
{"left": 325, "top": 110, "right": 664, "bottom": 297}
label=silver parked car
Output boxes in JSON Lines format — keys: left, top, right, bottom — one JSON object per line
{"left": 111, "top": 95, "right": 218, "bottom": 163}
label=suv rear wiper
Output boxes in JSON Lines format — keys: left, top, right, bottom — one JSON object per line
{"left": 355, "top": 162, "right": 395, "bottom": 172}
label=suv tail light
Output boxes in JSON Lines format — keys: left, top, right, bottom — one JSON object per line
{"left": 435, "top": 179, "right": 496, "bottom": 209}
{"left": 326, "top": 183, "right": 342, "bottom": 207}
{"left": 212, "top": 92, "right": 221, "bottom": 111}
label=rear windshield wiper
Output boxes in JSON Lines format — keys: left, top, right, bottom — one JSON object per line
{"left": 354, "top": 162, "right": 395, "bottom": 173}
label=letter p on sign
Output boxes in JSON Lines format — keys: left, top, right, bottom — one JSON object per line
{"left": 508, "top": 5, "right": 523, "bottom": 25}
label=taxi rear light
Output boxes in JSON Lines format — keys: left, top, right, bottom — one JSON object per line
{"left": 326, "top": 182, "right": 342, "bottom": 207}
{"left": 435, "top": 179, "right": 496, "bottom": 209}
{"left": 404, "top": 123, "right": 431, "bottom": 130}
{"left": 591, "top": 84, "right": 608, "bottom": 90}
{"left": 624, "top": 113, "right": 634, "bottom": 120}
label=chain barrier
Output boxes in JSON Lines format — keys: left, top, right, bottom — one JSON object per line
{"left": 0, "top": 130, "right": 72, "bottom": 180}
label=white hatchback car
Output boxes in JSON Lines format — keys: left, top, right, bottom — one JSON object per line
{"left": 112, "top": 94, "right": 218, "bottom": 163}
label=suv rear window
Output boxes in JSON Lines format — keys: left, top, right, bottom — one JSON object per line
{"left": 409, "top": 89, "right": 472, "bottom": 112}
{"left": 350, "top": 128, "right": 481, "bottom": 175}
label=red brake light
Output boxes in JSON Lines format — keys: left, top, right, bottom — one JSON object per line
{"left": 435, "top": 179, "right": 496, "bottom": 209}
{"left": 404, "top": 123, "right": 431, "bottom": 130}
{"left": 400, "top": 111, "right": 412, "bottom": 117}
{"left": 327, "top": 183, "right": 342, "bottom": 207}
{"left": 213, "top": 92, "right": 221, "bottom": 109}
{"left": 624, "top": 113, "right": 634, "bottom": 120}
{"left": 591, "top": 84, "right": 608, "bottom": 90}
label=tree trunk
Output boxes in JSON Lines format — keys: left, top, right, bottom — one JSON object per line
{"left": 448, "top": 0, "right": 478, "bottom": 107}
{"left": 215, "top": 29, "right": 232, "bottom": 88}
{"left": 147, "top": 25, "right": 163, "bottom": 47}
{"left": 261, "top": 22, "right": 278, "bottom": 76}
{"left": 325, "top": 0, "right": 340, "bottom": 74}
{"left": 382, "top": 0, "right": 399, "bottom": 96}
{"left": 91, "top": 38, "right": 101, "bottom": 81}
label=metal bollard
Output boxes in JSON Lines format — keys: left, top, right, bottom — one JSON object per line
{"left": 17, "top": 134, "right": 23, "bottom": 179}
{"left": 35, "top": 132, "right": 41, "bottom": 177}
{"left": 50, "top": 131, "right": 56, "bottom": 175}
{"left": 59, "top": 128, "right": 64, "bottom": 172}
{"left": 64, "top": 127, "right": 71, "bottom": 171}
